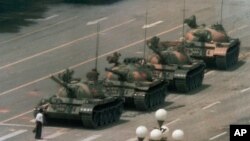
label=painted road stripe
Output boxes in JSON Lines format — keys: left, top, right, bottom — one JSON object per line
{"left": 240, "top": 87, "right": 250, "bottom": 93}
{"left": 228, "top": 25, "right": 248, "bottom": 35}
{"left": 45, "top": 132, "right": 65, "bottom": 139}
{"left": 170, "top": 95, "right": 182, "bottom": 101}
{"left": 0, "top": 24, "right": 182, "bottom": 99}
{"left": 202, "top": 101, "right": 221, "bottom": 110}
{"left": 166, "top": 118, "right": 180, "bottom": 126}
{"left": 0, "top": 18, "right": 135, "bottom": 71}
{"left": 42, "top": 14, "right": 59, "bottom": 21}
{"left": 209, "top": 132, "right": 227, "bottom": 140}
{"left": 205, "top": 70, "right": 215, "bottom": 77}
{"left": 0, "top": 129, "right": 27, "bottom": 141}
{"left": 0, "top": 16, "right": 78, "bottom": 45}
{"left": 0, "top": 109, "right": 33, "bottom": 123}
{"left": 87, "top": 17, "right": 108, "bottom": 25}
{"left": 237, "top": 25, "right": 248, "bottom": 30}
{"left": 143, "top": 21, "right": 163, "bottom": 29}
{"left": 126, "top": 137, "right": 137, "bottom": 141}
{"left": 101, "top": 18, "right": 136, "bottom": 33}
{"left": 30, "top": 119, "right": 36, "bottom": 123}
{"left": 0, "top": 123, "right": 34, "bottom": 128}
{"left": 81, "top": 134, "right": 102, "bottom": 141}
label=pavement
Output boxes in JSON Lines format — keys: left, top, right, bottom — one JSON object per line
{"left": 0, "top": 0, "right": 250, "bottom": 141}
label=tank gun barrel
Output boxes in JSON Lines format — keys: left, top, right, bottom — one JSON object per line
{"left": 51, "top": 75, "right": 72, "bottom": 90}
{"left": 105, "top": 68, "right": 126, "bottom": 81}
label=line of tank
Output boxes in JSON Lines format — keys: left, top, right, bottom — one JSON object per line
{"left": 33, "top": 13, "right": 240, "bottom": 128}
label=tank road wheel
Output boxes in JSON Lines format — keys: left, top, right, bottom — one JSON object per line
{"left": 145, "top": 93, "right": 152, "bottom": 109}
{"left": 106, "top": 110, "right": 113, "bottom": 123}
{"left": 184, "top": 77, "right": 191, "bottom": 92}
{"left": 113, "top": 106, "right": 121, "bottom": 121}
{"left": 195, "top": 74, "right": 201, "bottom": 88}
{"left": 101, "top": 111, "right": 108, "bottom": 125}
{"left": 99, "top": 111, "right": 106, "bottom": 126}
{"left": 93, "top": 112, "right": 101, "bottom": 127}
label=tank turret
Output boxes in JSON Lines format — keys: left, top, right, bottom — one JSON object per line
{"left": 148, "top": 36, "right": 192, "bottom": 65}
{"left": 34, "top": 69, "right": 123, "bottom": 128}
{"left": 147, "top": 36, "right": 206, "bottom": 93}
{"left": 184, "top": 15, "right": 240, "bottom": 69}
{"left": 104, "top": 52, "right": 167, "bottom": 110}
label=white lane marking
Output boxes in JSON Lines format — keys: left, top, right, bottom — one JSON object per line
{"left": 0, "top": 109, "right": 33, "bottom": 123}
{"left": 0, "top": 24, "right": 182, "bottom": 98}
{"left": 87, "top": 17, "right": 108, "bottom": 25}
{"left": 205, "top": 70, "right": 215, "bottom": 77}
{"left": 42, "top": 14, "right": 59, "bottom": 21}
{"left": 45, "top": 131, "right": 65, "bottom": 139}
{"left": 166, "top": 118, "right": 180, "bottom": 126}
{"left": 0, "top": 76, "right": 52, "bottom": 97}
{"left": 0, "top": 123, "right": 34, "bottom": 128}
{"left": 237, "top": 25, "right": 248, "bottom": 30}
{"left": 0, "top": 129, "right": 27, "bottom": 141}
{"left": 36, "top": 14, "right": 59, "bottom": 21}
{"left": 0, "top": 18, "right": 135, "bottom": 71}
{"left": 0, "top": 16, "right": 78, "bottom": 45}
{"left": 101, "top": 18, "right": 136, "bottom": 33}
{"left": 240, "top": 87, "right": 250, "bottom": 93}
{"left": 202, "top": 101, "right": 221, "bottom": 110}
{"left": 143, "top": 21, "right": 163, "bottom": 29}
{"left": 135, "top": 51, "right": 143, "bottom": 54}
{"left": 30, "top": 119, "right": 36, "bottom": 123}
{"left": 81, "top": 134, "right": 102, "bottom": 141}
{"left": 228, "top": 25, "right": 248, "bottom": 35}
{"left": 126, "top": 137, "right": 137, "bottom": 141}
{"left": 170, "top": 95, "right": 182, "bottom": 101}
{"left": 209, "top": 132, "right": 227, "bottom": 140}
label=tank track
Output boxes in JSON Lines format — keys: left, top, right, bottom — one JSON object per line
{"left": 134, "top": 84, "right": 167, "bottom": 110}
{"left": 215, "top": 43, "right": 240, "bottom": 70}
{"left": 81, "top": 99, "right": 123, "bottom": 128}
{"left": 175, "top": 65, "right": 205, "bottom": 93}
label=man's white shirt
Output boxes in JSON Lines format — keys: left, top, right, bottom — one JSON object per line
{"left": 36, "top": 113, "right": 43, "bottom": 123}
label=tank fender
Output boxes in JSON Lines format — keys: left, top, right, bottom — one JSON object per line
{"left": 79, "top": 104, "right": 94, "bottom": 114}
{"left": 214, "top": 47, "right": 228, "bottom": 56}
{"left": 173, "top": 69, "right": 188, "bottom": 79}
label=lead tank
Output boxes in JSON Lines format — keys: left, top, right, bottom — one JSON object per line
{"left": 147, "top": 36, "right": 206, "bottom": 93}
{"left": 104, "top": 52, "right": 168, "bottom": 110}
{"left": 184, "top": 15, "right": 240, "bottom": 69}
{"left": 34, "top": 69, "right": 123, "bottom": 128}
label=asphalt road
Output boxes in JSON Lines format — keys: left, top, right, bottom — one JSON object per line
{"left": 0, "top": 0, "right": 250, "bottom": 141}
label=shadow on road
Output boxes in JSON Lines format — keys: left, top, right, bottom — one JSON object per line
{"left": 168, "top": 84, "right": 211, "bottom": 95}
{"left": 44, "top": 118, "right": 128, "bottom": 130}
{"left": 63, "top": 0, "right": 123, "bottom": 5}
{"left": 0, "top": 1, "right": 53, "bottom": 33}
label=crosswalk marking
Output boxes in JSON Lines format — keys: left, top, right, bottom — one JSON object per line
{"left": 81, "top": 134, "right": 102, "bottom": 141}
{"left": 0, "top": 129, "right": 27, "bottom": 141}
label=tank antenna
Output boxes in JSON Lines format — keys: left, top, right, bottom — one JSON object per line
{"left": 182, "top": 0, "right": 186, "bottom": 39}
{"left": 95, "top": 22, "right": 100, "bottom": 71}
{"left": 143, "top": 3, "right": 148, "bottom": 59}
{"left": 220, "top": 0, "right": 224, "bottom": 24}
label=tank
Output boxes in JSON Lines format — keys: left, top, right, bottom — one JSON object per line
{"left": 184, "top": 15, "right": 240, "bottom": 69}
{"left": 147, "top": 36, "right": 206, "bottom": 93}
{"left": 104, "top": 52, "right": 168, "bottom": 110}
{"left": 34, "top": 69, "right": 123, "bottom": 128}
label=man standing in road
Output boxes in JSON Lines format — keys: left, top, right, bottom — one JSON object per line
{"left": 34, "top": 108, "right": 44, "bottom": 139}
